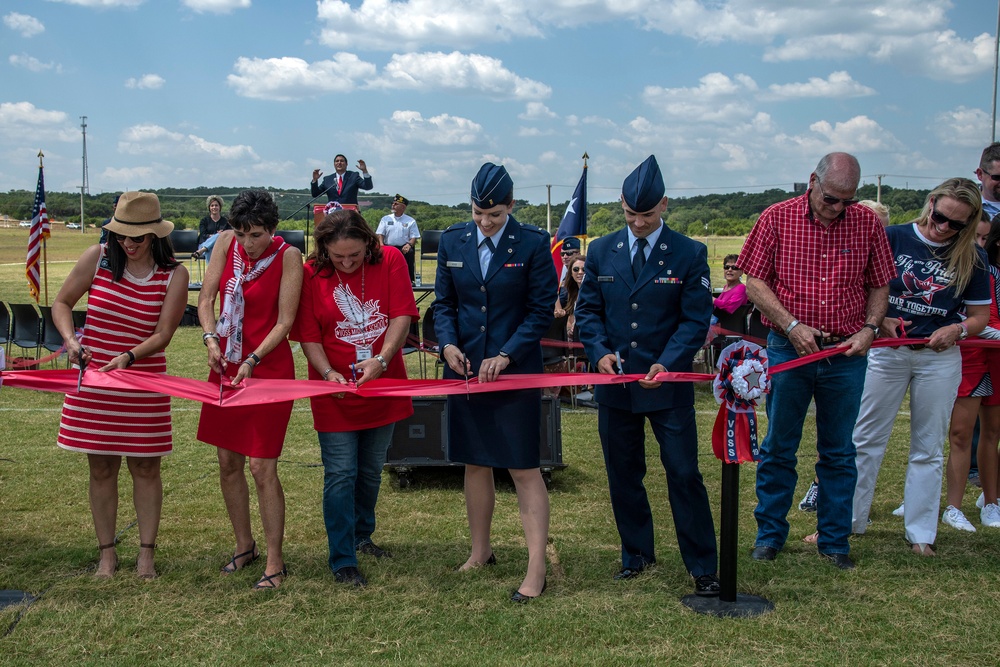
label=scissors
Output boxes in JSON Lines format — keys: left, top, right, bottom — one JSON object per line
{"left": 76, "top": 348, "right": 89, "bottom": 393}
{"left": 218, "top": 368, "right": 225, "bottom": 406}
{"left": 614, "top": 351, "right": 626, "bottom": 387}
{"left": 350, "top": 363, "right": 359, "bottom": 385}
{"left": 462, "top": 353, "right": 470, "bottom": 398}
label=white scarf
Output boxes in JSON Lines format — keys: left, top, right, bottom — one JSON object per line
{"left": 216, "top": 239, "right": 285, "bottom": 362}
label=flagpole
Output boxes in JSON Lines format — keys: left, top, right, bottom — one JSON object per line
{"left": 39, "top": 151, "right": 49, "bottom": 305}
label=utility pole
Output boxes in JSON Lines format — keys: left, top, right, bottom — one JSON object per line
{"left": 994, "top": 1, "right": 1000, "bottom": 142}
{"left": 876, "top": 174, "right": 884, "bottom": 203}
{"left": 80, "top": 116, "right": 89, "bottom": 233}
{"left": 546, "top": 184, "right": 552, "bottom": 234}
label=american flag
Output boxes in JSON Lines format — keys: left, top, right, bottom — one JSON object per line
{"left": 25, "top": 165, "right": 48, "bottom": 302}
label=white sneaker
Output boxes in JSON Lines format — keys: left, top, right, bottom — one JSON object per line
{"left": 977, "top": 492, "right": 985, "bottom": 509}
{"left": 982, "top": 503, "right": 1000, "bottom": 528}
{"left": 942, "top": 505, "right": 977, "bottom": 532}
{"left": 891, "top": 503, "right": 905, "bottom": 517}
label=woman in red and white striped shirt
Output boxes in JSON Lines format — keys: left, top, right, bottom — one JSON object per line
{"left": 52, "top": 191, "right": 188, "bottom": 580}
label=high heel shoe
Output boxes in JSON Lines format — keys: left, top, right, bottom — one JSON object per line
{"left": 456, "top": 552, "right": 497, "bottom": 572}
{"left": 510, "top": 579, "right": 546, "bottom": 603}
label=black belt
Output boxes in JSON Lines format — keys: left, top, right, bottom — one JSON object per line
{"left": 904, "top": 344, "right": 927, "bottom": 351}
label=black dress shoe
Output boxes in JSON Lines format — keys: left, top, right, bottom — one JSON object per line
{"left": 510, "top": 579, "right": 546, "bottom": 603}
{"left": 750, "top": 546, "right": 778, "bottom": 561}
{"left": 333, "top": 566, "right": 368, "bottom": 587}
{"left": 613, "top": 566, "right": 645, "bottom": 581}
{"left": 822, "top": 553, "right": 856, "bottom": 570}
{"left": 455, "top": 553, "right": 497, "bottom": 571}
{"left": 357, "top": 541, "right": 393, "bottom": 558}
{"left": 694, "top": 573, "right": 721, "bottom": 597}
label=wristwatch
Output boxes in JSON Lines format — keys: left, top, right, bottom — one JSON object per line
{"left": 862, "top": 323, "right": 879, "bottom": 337}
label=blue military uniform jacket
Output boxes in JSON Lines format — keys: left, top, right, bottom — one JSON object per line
{"left": 311, "top": 170, "right": 373, "bottom": 205}
{"left": 433, "top": 217, "right": 554, "bottom": 372}
{"left": 575, "top": 225, "right": 712, "bottom": 413}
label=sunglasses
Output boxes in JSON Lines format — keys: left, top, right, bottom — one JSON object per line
{"left": 982, "top": 169, "right": 1000, "bottom": 182}
{"left": 116, "top": 233, "right": 150, "bottom": 243}
{"left": 723, "top": 264, "right": 739, "bottom": 271}
{"left": 815, "top": 180, "right": 858, "bottom": 207}
{"left": 561, "top": 250, "right": 579, "bottom": 256}
{"left": 571, "top": 266, "right": 585, "bottom": 273}
{"left": 930, "top": 205, "right": 968, "bottom": 231}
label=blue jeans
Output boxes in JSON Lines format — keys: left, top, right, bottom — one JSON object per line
{"left": 754, "top": 332, "right": 867, "bottom": 555}
{"left": 318, "top": 423, "right": 394, "bottom": 572}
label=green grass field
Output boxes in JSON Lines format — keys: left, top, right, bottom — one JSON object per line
{"left": 2, "top": 226, "right": 1000, "bottom": 665}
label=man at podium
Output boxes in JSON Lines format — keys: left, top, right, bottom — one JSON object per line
{"left": 311, "top": 154, "right": 373, "bottom": 208}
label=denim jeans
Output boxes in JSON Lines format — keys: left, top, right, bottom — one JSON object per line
{"left": 318, "top": 423, "right": 395, "bottom": 572}
{"left": 754, "top": 332, "right": 868, "bottom": 554}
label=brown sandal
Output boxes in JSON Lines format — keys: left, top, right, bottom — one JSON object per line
{"left": 137, "top": 542, "right": 157, "bottom": 580}
{"left": 95, "top": 542, "right": 118, "bottom": 579}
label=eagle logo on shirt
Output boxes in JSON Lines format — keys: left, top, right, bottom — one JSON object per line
{"left": 900, "top": 271, "right": 947, "bottom": 306}
{"left": 333, "top": 284, "right": 388, "bottom": 347}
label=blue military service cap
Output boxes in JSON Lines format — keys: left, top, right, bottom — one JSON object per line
{"left": 622, "top": 155, "right": 664, "bottom": 213}
{"left": 562, "top": 236, "right": 581, "bottom": 251}
{"left": 471, "top": 162, "right": 513, "bottom": 208}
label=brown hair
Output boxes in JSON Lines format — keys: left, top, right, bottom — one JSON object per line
{"left": 309, "top": 209, "right": 382, "bottom": 276}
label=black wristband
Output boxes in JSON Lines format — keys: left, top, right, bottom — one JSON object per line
{"left": 124, "top": 350, "right": 135, "bottom": 367}
{"left": 246, "top": 352, "right": 261, "bottom": 366}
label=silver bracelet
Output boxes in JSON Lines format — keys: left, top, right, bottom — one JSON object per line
{"left": 375, "top": 354, "right": 388, "bottom": 371}
{"left": 322, "top": 367, "right": 334, "bottom": 380}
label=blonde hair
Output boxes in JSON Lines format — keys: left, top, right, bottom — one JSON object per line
{"left": 915, "top": 177, "right": 984, "bottom": 294}
{"left": 858, "top": 200, "right": 889, "bottom": 225}
{"left": 206, "top": 195, "right": 224, "bottom": 210}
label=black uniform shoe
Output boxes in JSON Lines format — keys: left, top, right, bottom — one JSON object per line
{"left": 357, "top": 541, "right": 392, "bottom": 558}
{"left": 333, "top": 566, "right": 368, "bottom": 587}
{"left": 750, "top": 546, "right": 778, "bottom": 561}
{"left": 694, "top": 573, "right": 721, "bottom": 597}
{"left": 822, "top": 553, "right": 855, "bottom": 570}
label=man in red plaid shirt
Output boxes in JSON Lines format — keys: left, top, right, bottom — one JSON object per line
{"left": 738, "top": 152, "right": 895, "bottom": 570}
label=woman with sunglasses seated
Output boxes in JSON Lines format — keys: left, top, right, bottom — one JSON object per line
{"left": 852, "top": 178, "right": 991, "bottom": 557}
{"left": 52, "top": 191, "right": 188, "bottom": 580}
{"left": 712, "top": 254, "right": 748, "bottom": 324}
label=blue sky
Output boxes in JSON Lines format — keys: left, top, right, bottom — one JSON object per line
{"left": 1, "top": 0, "right": 997, "bottom": 206}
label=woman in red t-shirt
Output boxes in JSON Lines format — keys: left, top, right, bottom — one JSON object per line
{"left": 291, "top": 210, "right": 418, "bottom": 588}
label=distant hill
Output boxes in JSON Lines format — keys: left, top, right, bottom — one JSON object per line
{"left": 0, "top": 182, "right": 930, "bottom": 238}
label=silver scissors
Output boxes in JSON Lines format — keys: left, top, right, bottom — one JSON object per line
{"left": 462, "top": 353, "right": 470, "bottom": 398}
{"left": 615, "top": 351, "right": 626, "bottom": 387}
{"left": 76, "top": 349, "right": 89, "bottom": 393}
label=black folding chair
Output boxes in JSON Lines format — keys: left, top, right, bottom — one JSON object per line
{"left": 8, "top": 303, "right": 42, "bottom": 361}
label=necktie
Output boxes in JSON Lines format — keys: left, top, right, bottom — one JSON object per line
{"left": 481, "top": 237, "right": 496, "bottom": 278}
{"left": 337, "top": 175, "right": 343, "bottom": 195}
{"left": 632, "top": 237, "right": 647, "bottom": 279}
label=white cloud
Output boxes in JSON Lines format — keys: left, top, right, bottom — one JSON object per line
{"left": 643, "top": 73, "right": 758, "bottom": 122}
{"left": 125, "top": 74, "right": 165, "bottom": 90}
{"left": 117, "top": 123, "right": 259, "bottom": 161}
{"left": 44, "top": 0, "right": 144, "bottom": 6}
{"left": 317, "top": 0, "right": 542, "bottom": 51}
{"left": 372, "top": 52, "right": 551, "bottom": 101}
{"left": 716, "top": 143, "right": 752, "bottom": 170}
{"left": 767, "top": 71, "right": 875, "bottom": 99}
{"left": 9, "top": 54, "right": 61, "bottom": 73}
{"left": 774, "top": 115, "right": 904, "bottom": 155}
{"left": 517, "top": 127, "right": 553, "bottom": 138}
{"left": 519, "top": 102, "right": 557, "bottom": 121}
{"left": 380, "top": 110, "right": 483, "bottom": 146}
{"left": 227, "top": 55, "right": 376, "bottom": 101}
{"left": 182, "top": 0, "right": 251, "bottom": 13}
{"left": 0, "top": 102, "right": 77, "bottom": 142}
{"left": 4, "top": 12, "right": 44, "bottom": 37}
{"left": 932, "top": 107, "right": 992, "bottom": 149}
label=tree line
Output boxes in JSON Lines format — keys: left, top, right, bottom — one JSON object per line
{"left": 0, "top": 182, "right": 931, "bottom": 238}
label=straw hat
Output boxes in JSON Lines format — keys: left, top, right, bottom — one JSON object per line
{"left": 103, "top": 191, "right": 174, "bottom": 238}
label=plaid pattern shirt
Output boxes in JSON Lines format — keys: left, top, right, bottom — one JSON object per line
{"left": 738, "top": 192, "right": 896, "bottom": 335}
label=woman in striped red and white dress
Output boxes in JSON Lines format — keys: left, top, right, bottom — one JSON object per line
{"left": 52, "top": 191, "right": 188, "bottom": 579}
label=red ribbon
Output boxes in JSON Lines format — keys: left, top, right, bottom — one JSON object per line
{"left": 3, "top": 336, "right": 996, "bottom": 407}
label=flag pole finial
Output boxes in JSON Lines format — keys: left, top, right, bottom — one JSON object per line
{"left": 582, "top": 152, "right": 589, "bottom": 168}
{"left": 37, "top": 150, "right": 44, "bottom": 167}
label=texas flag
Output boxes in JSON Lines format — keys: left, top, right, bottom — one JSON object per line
{"left": 550, "top": 165, "right": 587, "bottom": 280}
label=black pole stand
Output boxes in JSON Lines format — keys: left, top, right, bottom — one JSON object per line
{"left": 0, "top": 590, "right": 35, "bottom": 610}
{"left": 681, "top": 462, "right": 774, "bottom": 617}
